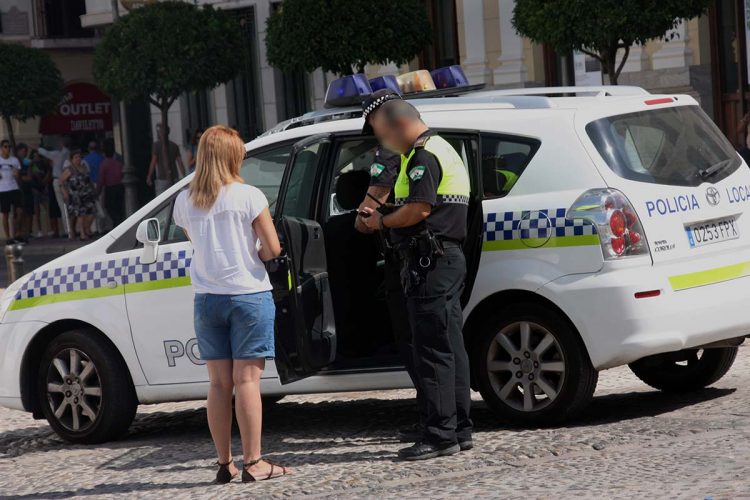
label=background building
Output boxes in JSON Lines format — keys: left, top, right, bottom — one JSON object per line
{"left": 2, "top": 0, "right": 750, "bottom": 206}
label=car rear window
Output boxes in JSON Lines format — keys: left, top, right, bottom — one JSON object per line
{"left": 585, "top": 105, "right": 741, "bottom": 187}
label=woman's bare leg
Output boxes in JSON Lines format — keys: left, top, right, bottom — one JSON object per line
{"left": 233, "top": 358, "right": 289, "bottom": 478}
{"left": 207, "top": 359, "right": 238, "bottom": 474}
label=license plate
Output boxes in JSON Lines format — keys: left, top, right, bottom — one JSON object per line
{"left": 685, "top": 216, "right": 740, "bottom": 248}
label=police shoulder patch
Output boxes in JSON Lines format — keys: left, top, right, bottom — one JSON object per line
{"left": 409, "top": 165, "right": 426, "bottom": 181}
{"left": 370, "top": 163, "right": 385, "bottom": 177}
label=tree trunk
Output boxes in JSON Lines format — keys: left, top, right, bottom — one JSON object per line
{"left": 160, "top": 103, "right": 170, "bottom": 191}
{"left": 602, "top": 52, "right": 618, "bottom": 85}
{"left": 3, "top": 115, "right": 16, "bottom": 150}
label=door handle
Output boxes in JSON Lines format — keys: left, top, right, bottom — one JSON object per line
{"left": 106, "top": 280, "right": 118, "bottom": 289}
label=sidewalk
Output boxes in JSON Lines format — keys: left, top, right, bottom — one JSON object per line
{"left": 1, "top": 236, "right": 93, "bottom": 286}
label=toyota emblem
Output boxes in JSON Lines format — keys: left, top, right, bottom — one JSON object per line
{"left": 705, "top": 187, "right": 721, "bottom": 206}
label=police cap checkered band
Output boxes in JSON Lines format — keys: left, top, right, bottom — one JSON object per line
{"left": 362, "top": 89, "right": 402, "bottom": 135}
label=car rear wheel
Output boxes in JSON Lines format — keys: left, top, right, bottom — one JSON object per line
{"left": 474, "top": 304, "right": 598, "bottom": 426}
{"left": 38, "top": 329, "right": 137, "bottom": 444}
{"left": 628, "top": 347, "right": 738, "bottom": 392}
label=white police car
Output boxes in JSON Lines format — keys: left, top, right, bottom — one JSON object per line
{"left": 1, "top": 67, "right": 748, "bottom": 443}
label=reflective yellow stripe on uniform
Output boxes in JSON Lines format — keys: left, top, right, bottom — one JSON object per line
{"left": 394, "top": 135, "right": 470, "bottom": 205}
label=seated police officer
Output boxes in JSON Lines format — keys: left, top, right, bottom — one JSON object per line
{"left": 360, "top": 92, "right": 473, "bottom": 460}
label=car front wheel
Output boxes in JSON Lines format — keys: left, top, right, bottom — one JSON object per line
{"left": 38, "top": 329, "right": 137, "bottom": 444}
{"left": 628, "top": 347, "right": 738, "bottom": 392}
{"left": 474, "top": 304, "right": 598, "bottom": 426}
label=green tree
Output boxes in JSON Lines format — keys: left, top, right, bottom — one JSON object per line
{"left": 266, "top": 0, "right": 432, "bottom": 76}
{"left": 0, "top": 42, "right": 63, "bottom": 149}
{"left": 94, "top": 1, "right": 241, "bottom": 177}
{"left": 512, "top": 0, "right": 713, "bottom": 84}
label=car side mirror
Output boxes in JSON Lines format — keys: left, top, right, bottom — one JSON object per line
{"left": 136, "top": 218, "right": 160, "bottom": 265}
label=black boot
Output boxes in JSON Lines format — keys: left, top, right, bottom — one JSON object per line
{"left": 398, "top": 441, "right": 460, "bottom": 461}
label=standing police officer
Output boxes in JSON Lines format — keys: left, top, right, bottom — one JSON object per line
{"left": 360, "top": 91, "right": 473, "bottom": 460}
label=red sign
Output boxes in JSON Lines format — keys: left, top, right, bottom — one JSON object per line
{"left": 39, "top": 82, "right": 113, "bottom": 135}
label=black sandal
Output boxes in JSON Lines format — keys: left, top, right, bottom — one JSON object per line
{"left": 216, "top": 460, "right": 237, "bottom": 484}
{"left": 242, "top": 457, "right": 288, "bottom": 482}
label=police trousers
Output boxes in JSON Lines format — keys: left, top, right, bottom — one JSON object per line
{"left": 405, "top": 244, "right": 473, "bottom": 446}
{"left": 384, "top": 251, "right": 425, "bottom": 423}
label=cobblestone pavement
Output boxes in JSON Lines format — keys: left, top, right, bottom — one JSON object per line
{"left": 1, "top": 346, "right": 749, "bottom": 499}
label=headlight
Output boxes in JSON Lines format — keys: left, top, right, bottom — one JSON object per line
{"left": 0, "top": 273, "right": 30, "bottom": 321}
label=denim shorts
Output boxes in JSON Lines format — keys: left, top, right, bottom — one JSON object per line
{"left": 193, "top": 291, "right": 276, "bottom": 360}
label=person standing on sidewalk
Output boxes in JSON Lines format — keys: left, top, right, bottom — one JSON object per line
{"left": 97, "top": 139, "right": 125, "bottom": 227}
{"left": 37, "top": 137, "right": 69, "bottom": 237}
{"left": 147, "top": 124, "right": 185, "bottom": 196}
{"left": 360, "top": 97, "right": 473, "bottom": 461}
{"left": 0, "top": 139, "right": 23, "bottom": 244}
{"left": 173, "top": 125, "right": 289, "bottom": 484}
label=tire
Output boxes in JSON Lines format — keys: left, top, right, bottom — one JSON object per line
{"left": 473, "top": 303, "right": 598, "bottom": 426}
{"left": 37, "top": 329, "right": 137, "bottom": 444}
{"left": 261, "top": 395, "right": 285, "bottom": 405}
{"left": 628, "top": 346, "right": 738, "bottom": 393}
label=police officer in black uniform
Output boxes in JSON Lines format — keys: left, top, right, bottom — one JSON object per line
{"left": 360, "top": 90, "right": 473, "bottom": 460}
{"left": 355, "top": 141, "right": 426, "bottom": 445}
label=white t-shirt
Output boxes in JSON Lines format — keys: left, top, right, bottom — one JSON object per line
{"left": 174, "top": 182, "right": 272, "bottom": 295}
{"left": 0, "top": 155, "right": 21, "bottom": 192}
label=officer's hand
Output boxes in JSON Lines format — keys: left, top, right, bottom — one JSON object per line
{"left": 361, "top": 206, "right": 382, "bottom": 230}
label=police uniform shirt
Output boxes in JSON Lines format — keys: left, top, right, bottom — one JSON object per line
{"left": 392, "top": 130, "right": 468, "bottom": 243}
{"left": 369, "top": 146, "right": 401, "bottom": 189}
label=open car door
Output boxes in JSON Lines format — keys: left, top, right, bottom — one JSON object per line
{"left": 267, "top": 134, "right": 337, "bottom": 384}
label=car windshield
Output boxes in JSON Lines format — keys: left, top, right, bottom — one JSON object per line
{"left": 585, "top": 105, "right": 741, "bottom": 187}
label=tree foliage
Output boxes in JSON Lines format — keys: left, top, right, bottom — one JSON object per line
{"left": 94, "top": 1, "right": 241, "bottom": 108}
{"left": 0, "top": 42, "right": 63, "bottom": 147}
{"left": 266, "top": 0, "right": 432, "bottom": 76}
{"left": 512, "top": 0, "right": 713, "bottom": 84}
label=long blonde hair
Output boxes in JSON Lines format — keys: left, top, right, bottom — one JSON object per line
{"left": 189, "top": 125, "right": 244, "bottom": 209}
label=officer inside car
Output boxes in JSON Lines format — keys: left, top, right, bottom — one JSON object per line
{"left": 358, "top": 89, "right": 473, "bottom": 460}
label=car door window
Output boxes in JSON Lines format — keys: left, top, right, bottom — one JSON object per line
{"left": 281, "top": 142, "right": 323, "bottom": 218}
{"left": 328, "top": 139, "right": 379, "bottom": 218}
{"left": 241, "top": 142, "right": 292, "bottom": 216}
{"left": 481, "top": 134, "right": 540, "bottom": 198}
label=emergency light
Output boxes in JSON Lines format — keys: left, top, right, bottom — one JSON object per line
{"left": 396, "top": 70, "right": 436, "bottom": 93}
{"left": 324, "top": 74, "right": 373, "bottom": 107}
{"left": 369, "top": 75, "right": 402, "bottom": 95}
{"left": 431, "top": 65, "right": 469, "bottom": 89}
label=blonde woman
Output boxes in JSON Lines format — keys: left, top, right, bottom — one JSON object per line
{"left": 173, "top": 125, "right": 288, "bottom": 483}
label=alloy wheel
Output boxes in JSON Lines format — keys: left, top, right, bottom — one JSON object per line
{"left": 486, "top": 321, "right": 566, "bottom": 412}
{"left": 45, "top": 348, "right": 102, "bottom": 432}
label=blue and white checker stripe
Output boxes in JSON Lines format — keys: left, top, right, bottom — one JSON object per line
{"left": 15, "top": 250, "right": 192, "bottom": 300}
{"left": 484, "top": 208, "right": 596, "bottom": 242}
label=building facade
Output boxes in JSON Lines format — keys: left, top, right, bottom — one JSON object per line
{"left": 2, "top": 0, "right": 750, "bottom": 203}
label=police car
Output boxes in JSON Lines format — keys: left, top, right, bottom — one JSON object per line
{"left": 1, "top": 66, "right": 748, "bottom": 443}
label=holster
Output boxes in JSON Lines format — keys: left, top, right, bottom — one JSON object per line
{"left": 395, "top": 230, "right": 445, "bottom": 293}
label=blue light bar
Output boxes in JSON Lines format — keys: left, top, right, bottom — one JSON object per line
{"left": 430, "top": 65, "right": 469, "bottom": 89}
{"left": 324, "top": 74, "right": 372, "bottom": 107}
{"left": 369, "top": 75, "right": 401, "bottom": 94}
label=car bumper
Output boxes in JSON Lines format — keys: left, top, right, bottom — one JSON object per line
{"left": 0, "top": 321, "right": 45, "bottom": 411}
{"left": 543, "top": 256, "right": 750, "bottom": 370}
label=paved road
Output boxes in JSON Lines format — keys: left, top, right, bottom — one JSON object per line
{"left": 1, "top": 346, "right": 749, "bottom": 499}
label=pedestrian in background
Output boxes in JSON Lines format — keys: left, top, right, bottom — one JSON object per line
{"left": 186, "top": 128, "right": 204, "bottom": 173}
{"left": 15, "top": 143, "right": 33, "bottom": 243}
{"left": 84, "top": 139, "right": 107, "bottom": 234}
{"left": 147, "top": 123, "right": 185, "bottom": 195}
{"left": 60, "top": 149, "right": 96, "bottom": 241}
{"left": 0, "top": 139, "right": 23, "bottom": 244}
{"left": 38, "top": 136, "right": 70, "bottom": 237}
{"left": 173, "top": 125, "right": 288, "bottom": 484}
{"left": 97, "top": 138, "right": 125, "bottom": 227}
{"left": 29, "top": 149, "right": 51, "bottom": 238}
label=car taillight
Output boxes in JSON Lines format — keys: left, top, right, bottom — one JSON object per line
{"left": 567, "top": 188, "right": 649, "bottom": 260}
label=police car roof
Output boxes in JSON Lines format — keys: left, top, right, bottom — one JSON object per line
{"left": 246, "top": 85, "right": 686, "bottom": 151}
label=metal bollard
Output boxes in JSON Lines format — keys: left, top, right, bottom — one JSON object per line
{"left": 4, "top": 243, "right": 24, "bottom": 285}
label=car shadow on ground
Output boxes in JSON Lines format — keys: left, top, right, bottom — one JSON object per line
{"left": 0, "top": 386, "right": 737, "bottom": 498}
